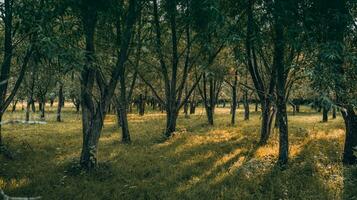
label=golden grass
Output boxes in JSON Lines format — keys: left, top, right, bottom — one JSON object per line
{"left": 0, "top": 105, "right": 356, "bottom": 200}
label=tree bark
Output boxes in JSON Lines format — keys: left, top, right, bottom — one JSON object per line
{"left": 165, "top": 108, "right": 178, "bottom": 137}
{"left": 296, "top": 104, "right": 300, "bottom": 113}
{"left": 342, "top": 107, "right": 357, "bottom": 165}
{"left": 138, "top": 94, "right": 145, "bottom": 116}
{"left": 118, "top": 64, "right": 131, "bottom": 143}
{"left": 40, "top": 99, "right": 45, "bottom": 119}
{"left": 259, "top": 100, "right": 274, "bottom": 144}
{"left": 184, "top": 86, "right": 189, "bottom": 118}
{"left": 273, "top": 6, "right": 289, "bottom": 166}
{"left": 255, "top": 102, "right": 258, "bottom": 112}
{"left": 11, "top": 100, "right": 17, "bottom": 112}
{"left": 243, "top": 91, "right": 250, "bottom": 121}
{"left": 0, "top": 0, "right": 12, "bottom": 142}
{"left": 25, "top": 98, "right": 31, "bottom": 122}
{"left": 190, "top": 91, "right": 196, "bottom": 114}
{"left": 322, "top": 106, "right": 329, "bottom": 122}
{"left": 231, "top": 70, "right": 238, "bottom": 125}
{"left": 332, "top": 106, "right": 337, "bottom": 119}
{"left": 57, "top": 84, "right": 63, "bottom": 122}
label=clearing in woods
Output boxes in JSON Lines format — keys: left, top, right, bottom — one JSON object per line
{"left": 0, "top": 105, "right": 356, "bottom": 200}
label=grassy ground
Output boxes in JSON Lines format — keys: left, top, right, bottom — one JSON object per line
{"left": 0, "top": 105, "right": 356, "bottom": 200}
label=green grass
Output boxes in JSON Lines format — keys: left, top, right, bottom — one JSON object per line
{"left": 0, "top": 105, "right": 356, "bottom": 200}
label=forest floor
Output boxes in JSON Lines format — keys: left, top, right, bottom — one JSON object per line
{"left": 0, "top": 105, "right": 356, "bottom": 200}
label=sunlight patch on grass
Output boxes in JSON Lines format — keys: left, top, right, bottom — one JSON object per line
{"left": 0, "top": 178, "right": 30, "bottom": 190}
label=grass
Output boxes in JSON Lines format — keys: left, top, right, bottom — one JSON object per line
{"left": 0, "top": 105, "right": 356, "bottom": 200}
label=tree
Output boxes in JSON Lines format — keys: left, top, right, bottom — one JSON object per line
{"left": 306, "top": 0, "right": 357, "bottom": 164}
{"left": 0, "top": 0, "right": 33, "bottom": 146}
{"left": 142, "top": 0, "right": 201, "bottom": 137}
{"left": 73, "top": 0, "right": 140, "bottom": 169}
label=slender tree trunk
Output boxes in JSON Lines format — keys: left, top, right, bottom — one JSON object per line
{"left": 190, "top": 91, "right": 196, "bottom": 114}
{"left": 184, "top": 101, "right": 189, "bottom": 118}
{"left": 205, "top": 105, "right": 214, "bottom": 125}
{"left": 231, "top": 70, "right": 238, "bottom": 125}
{"left": 255, "top": 102, "right": 258, "bottom": 112}
{"left": 11, "top": 100, "right": 17, "bottom": 112}
{"left": 0, "top": 114, "right": 3, "bottom": 146}
{"left": 190, "top": 101, "right": 196, "bottom": 114}
{"left": 274, "top": 17, "right": 288, "bottom": 166}
{"left": 25, "top": 98, "right": 31, "bottom": 122}
{"left": 322, "top": 106, "right": 329, "bottom": 122}
{"left": 292, "top": 104, "right": 296, "bottom": 116}
{"left": 138, "top": 94, "right": 145, "bottom": 116}
{"left": 38, "top": 101, "right": 42, "bottom": 113}
{"left": 31, "top": 101, "right": 36, "bottom": 112}
{"left": 183, "top": 86, "right": 189, "bottom": 118}
{"left": 57, "top": 84, "right": 63, "bottom": 122}
{"left": 40, "top": 99, "right": 45, "bottom": 119}
{"left": 342, "top": 107, "right": 357, "bottom": 164}
{"left": 119, "top": 105, "right": 130, "bottom": 143}
{"left": 243, "top": 91, "right": 250, "bottom": 120}
{"left": 0, "top": 0, "right": 13, "bottom": 144}
{"left": 259, "top": 99, "right": 273, "bottom": 144}
{"left": 74, "top": 99, "right": 80, "bottom": 113}
{"left": 332, "top": 106, "right": 337, "bottom": 119}
{"left": 118, "top": 66, "right": 131, "bottom": 143}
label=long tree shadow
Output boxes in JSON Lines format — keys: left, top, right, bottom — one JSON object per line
{"left": 201, "top": 137, "right": 345, "bottom": 200}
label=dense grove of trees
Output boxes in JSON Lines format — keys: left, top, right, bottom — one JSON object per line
{"left": 0, "top": 0, "right": 356, "bottom": 170}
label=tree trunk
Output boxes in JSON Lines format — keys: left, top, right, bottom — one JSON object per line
{"left": 184, "top": 101, "right": 189, "bottom": 118}
{"left": 231, "top": 70, "right": 238, "bottom": 125}
{"left": 57, "top": 84, "right": 63, "bottom": 122}
{"left": 11, "top": 100, "right": 17, "bottom": 112}
{"left": 40, "top": 99, "right": 45, "bottom": 119}
{"left": 322, "top": 106, "right": 329, "bottom": 122}
{"left": 259, "top": 99, "right": 273, "bottom": 144}
{"left": 205, "top": 106, "right": 214, "bottom": 126}
{"left": 342, "top": 107, "right": 357, "bottom": 165}
{"left": 38, "top": 101, "right": 43, "bottom": 113}
{"left": 243, "top": 91, "right": 250, "bottom": 121}
{"left": 332, "top": 106, "right": 337, "bottom": 119}
{"left": 138, "top": 94, "right": 145, "bottom": 116}
{"left": 183, "top": 86, "right": 189, "bottom": 118}
{"left": 0, "top": 114, "right": 3, "bottom": 146}
{"left": 0, "top": 0, "right": 13, "bottom": 142}
{"left": 292, "top": 104, "right": 296, "bottom": 116}
{"left": 116, "top": 103, "right": 122, "bottom": 126}
{"left": 74, "top": 99, "right": 81, "bottom": 113}
{"left": 165, "top": 108, "right": 178, "bottom": 137}
{"left": 273, "top": 0, "right": 288, "bottom": 167}
{"left": 296, "top": 104, "right": 300, "bottom": 113}
{"left": 25, "top": 98, "right": 31, "bottom": 122}
{"left": 190, "top": 101, "right": 196, "bottom": 114}
{"left": 255, "top": 102, "right": 258, "bottom": 112}
{"left": 80, "top": 110, "right": 104, "bottom": 170}
{"left": 118, "top": 66, "right": 131, "bottom": 143}
{"left": 31, "top": 101, "right": 36, "bottom": 112}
